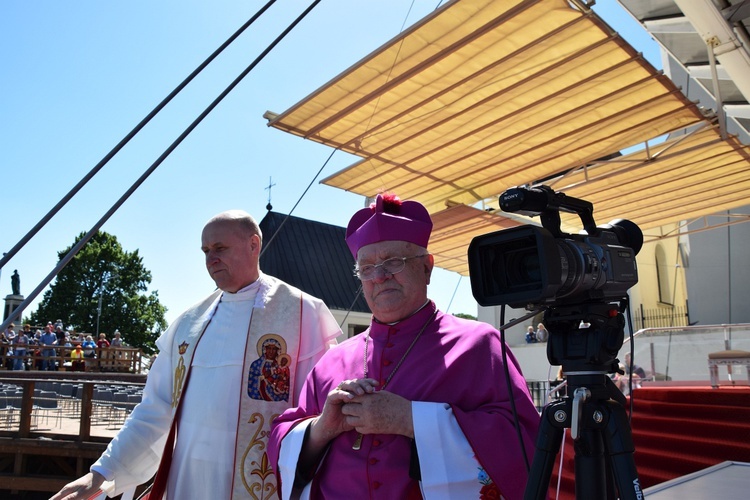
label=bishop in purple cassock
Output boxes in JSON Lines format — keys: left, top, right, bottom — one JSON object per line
{"left": 269, "top": 193, "right": 540, "bottom": 499}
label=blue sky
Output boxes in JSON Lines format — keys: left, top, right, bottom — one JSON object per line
{"left": 1, "top": 1, "right": 662, "bottom": 327}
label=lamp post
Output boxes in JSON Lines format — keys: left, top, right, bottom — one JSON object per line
{"left": 95, "top": 271, "right": 116, "bottom": 337}
{"left": 96, "top": 291, "right": 103, "bottom": 337}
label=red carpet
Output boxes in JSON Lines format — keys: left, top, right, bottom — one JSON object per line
{"left": 545, "top": 385, "right": 750, "bottom": 499}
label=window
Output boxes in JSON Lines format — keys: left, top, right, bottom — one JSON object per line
{"left": 655, "top": 244, "right": 672, "bottom": 305}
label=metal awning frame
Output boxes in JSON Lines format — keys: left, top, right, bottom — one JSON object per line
{"left": 647, "top": 212, "right": 750, "bottom": 241}
{"left": 264, "top": 0, "right": 750, "bottom": 274}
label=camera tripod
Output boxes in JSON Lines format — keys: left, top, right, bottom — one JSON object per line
{"left": 523, "top": 302, "right": 643, "bottom": 500}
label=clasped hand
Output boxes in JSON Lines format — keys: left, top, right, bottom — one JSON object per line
{"left": 315, "top": 378, "right": 414, "bottom": 441}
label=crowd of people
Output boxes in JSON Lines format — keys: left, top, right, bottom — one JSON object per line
{"left": 1, "top": 320, "right": 127, "bottom": 372}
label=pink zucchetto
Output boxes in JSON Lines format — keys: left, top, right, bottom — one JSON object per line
{"left": 345, "top": 193, "right": 433, "bottom": 258}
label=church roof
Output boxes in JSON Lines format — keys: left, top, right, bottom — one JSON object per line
{"left": 259, "top": 211, "right": 370, "bottom": 314}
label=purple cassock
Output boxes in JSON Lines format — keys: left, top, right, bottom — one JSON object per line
{"left": 269, "top": 302, "right": 540, "bottom": 499}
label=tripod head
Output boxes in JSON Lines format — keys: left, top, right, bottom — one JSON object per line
{"left": 546, "top": 300, "right": 625, "bottom": 370}
{"left": 545, "top": 299, "right": 628, "bottom": 407}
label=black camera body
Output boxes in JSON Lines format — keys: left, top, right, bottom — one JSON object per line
{"left": 468, "top": 186, "right": 642, "bottom": 309}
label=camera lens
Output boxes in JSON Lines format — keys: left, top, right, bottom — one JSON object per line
{"left": 510, "top": 251, "right": 541, "bottom": 285}
{"left": 555, "top": 240, "right": 605, "bottom": 300}
{"left": 556, "top": 241, "right": 582, "bottom": 297}
{"left": 493, "top": 236, "right": 543, "bottom": 291}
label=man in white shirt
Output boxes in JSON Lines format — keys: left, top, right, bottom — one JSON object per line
{"left": 52, "top": 210, "right": 340, "bottom": 499}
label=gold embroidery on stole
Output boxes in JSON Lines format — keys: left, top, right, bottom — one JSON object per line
{"left": 171, "top": 342, "right": 189, "bottom": 407}
{"left": 239, "top": 412, "right": 280, "bottom": 500}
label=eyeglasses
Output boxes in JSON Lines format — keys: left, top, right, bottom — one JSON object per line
{"left": 354, "top": 254, "right": 428, "bottom": 281}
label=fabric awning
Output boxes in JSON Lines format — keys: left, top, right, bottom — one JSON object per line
{"left": 266, "top": 0, "right": 750, "bottom": 275}
{"left": 430, "top": 204, "right": 523, "bottom": 275}
{"left": 548, "top": 124, "right": 750, "bottom": 232}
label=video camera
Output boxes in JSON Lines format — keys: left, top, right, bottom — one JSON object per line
{"left": 468, "top": 185, "right": 643, "bottom": 309}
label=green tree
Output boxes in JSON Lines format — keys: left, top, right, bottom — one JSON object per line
{"left": 30, "top": 231, "right": 167, "bottom": 353}
{"left": 454, "top": 313, "right": 477, "bottom": 321}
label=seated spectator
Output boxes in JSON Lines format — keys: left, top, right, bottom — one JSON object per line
{"left": 0, "top": 327, "right": 8, "bottom": 369}
{"left": 525, "top": 325, "right": 538, "bottom": 343}
{"left": 147, "top": 352, "right": 158, "bottom": 372}
{"left": 82, "top": 335, "right": 97, "bottom": 357}
{"left": 82, "top": 335, "right": 97, "bottom": 370}
{"left": 111, "top": 330, "right": 124, "bottom": 347}
{"left": 33, "top": 347, "right": 44, "bottom": 370}
{"left": 97, "top": 333, "right": 110, "bottom": 349}
{"left": 54, "top": 324, "right": 66, "bottom": 345}
{"left": 612, "top": 362, "right": 642, "bottom": 396}
{"left": 624, "top": 353, "right": 647, "bottom": 379}
{"left": 550, "top": 366, "right": 567, "bottom": 399}
{"left": 110, "top": 330, "right": 125, "bottom": 371}
{"left": 535, "top": 323, "right": 549, "bottom": 342}
{"left": 5, "top": 324, "right": 17, "bottom": 343}
{"left": 97, "top": 333, "right": 111, "bottom": 371}
{"left": 1, "top": 326, "right": 12, "bottom": 370}
{"left": 13, "top": 325, "right": 31, "bottom": 370}
{"left": 70, "top": 345, "right": 86, "bottom": 372}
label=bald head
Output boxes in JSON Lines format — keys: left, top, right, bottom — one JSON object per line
{"left": 201, "top": 210, "right": 262, "bottom": 292}
{"left": 204, "top": 210, "right": 263, "bottom": 242}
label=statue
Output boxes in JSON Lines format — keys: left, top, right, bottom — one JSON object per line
{"left": 11, "top": 270, "right": 20, "bottom": 296}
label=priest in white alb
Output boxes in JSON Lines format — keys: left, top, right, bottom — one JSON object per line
{"left": 52, "top": 210, "right": 340, "bottom": 500}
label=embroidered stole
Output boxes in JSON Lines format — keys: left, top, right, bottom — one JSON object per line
{"left": 166, "top": 280, "right": 302, "bottom": 500}
{"left": 230, "top": 282, "right": 302, "bottom": 499}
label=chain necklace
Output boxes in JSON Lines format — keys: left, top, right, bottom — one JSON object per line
{"left": 352, "top": 308, "right": 437, "bottom": 450}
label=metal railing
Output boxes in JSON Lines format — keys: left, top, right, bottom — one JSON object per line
{"left": 634, "top": 304, "right": 690, "bottom": 329}
{"left": 621, "top": 323, "right": 750, "bottom": 382}
{"left": 526, "top": 380, "right": 569, "bottom": 412}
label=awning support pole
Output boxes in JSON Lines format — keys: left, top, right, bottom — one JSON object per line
{"left": 706, "top": 36, "right": 728, "bottom": 140}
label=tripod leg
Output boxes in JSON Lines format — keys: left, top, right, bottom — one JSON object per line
{"left": 573, "top": 427, "right": 608, "bottom": 499}
{"left": 524, "top": 401, "right": 566, "bottom": 500}
{"left": 602, "top": 400, "right": 643, "bottom": 500}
